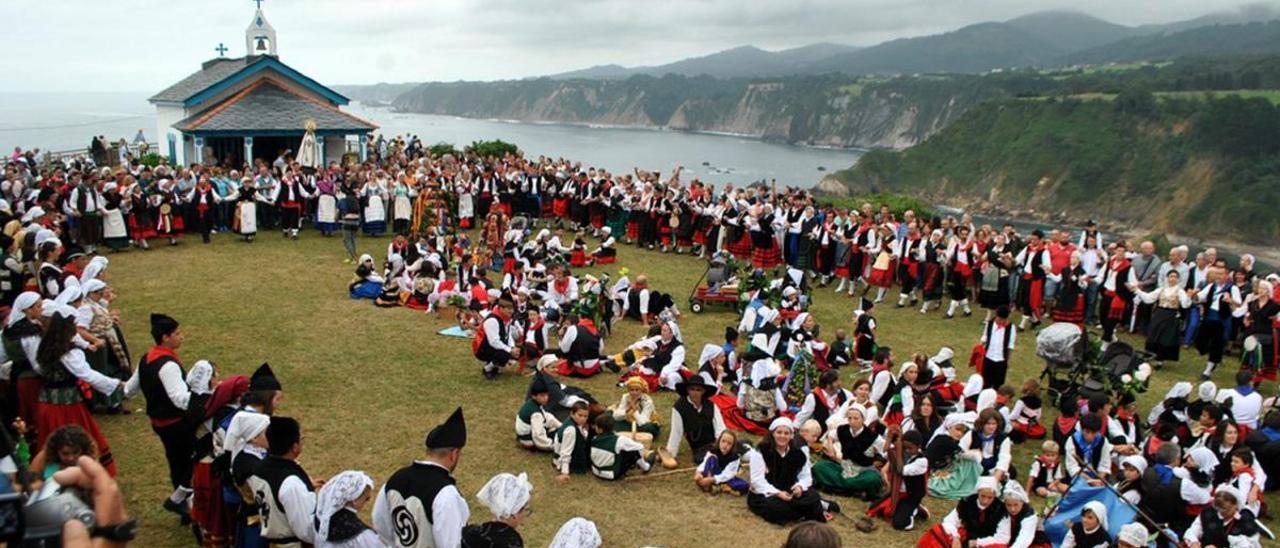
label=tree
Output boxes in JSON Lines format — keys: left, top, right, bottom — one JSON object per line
{"left": 1114, "top": 86, "right": 1157, "bottom": 117}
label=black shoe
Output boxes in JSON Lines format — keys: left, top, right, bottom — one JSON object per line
{"left": 944, "top": 313, "right": 954, "bottom": 320}
{"left": 163, "top": 498, "right": 191, "bottom": 524}
{"left": 824, "top": 499, "right": 842, "bottom": 514}
{"left": 1200, "top": 373, "right": 1212, "bottom": 381}
{"left": 604, "top": 361, "right": 621, "bottom": 374}
{"left": 963, "top": 310, "right": 972, "bottom": 317}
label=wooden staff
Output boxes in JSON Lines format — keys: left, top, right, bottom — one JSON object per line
{"left": 624, "top": 466, "right": 697, "bottom": 481}
{"left": 1080, "top": 464, "right": 1181, "bottom": 546}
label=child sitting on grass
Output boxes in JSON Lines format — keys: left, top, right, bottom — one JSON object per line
{"left": 516, "top": 375, "right": 561, "bottom": 452}
{"left": 553, "top": 402, "right": 592, "bottom": 482}
{"left": 1025, "top": 440, "right": 1068, "bottom": 497}
{"left": 1009, "top": 379, "right": 1045, "bottom": 443}
{"left": 588, "top": 414, "right": 654, "bottom": 480}
{"left": 694, "top": 430, "right": 748, "bottom": 495}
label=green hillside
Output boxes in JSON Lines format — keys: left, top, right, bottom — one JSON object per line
{"left": 827, "top": 92, "right": 1280, "bottom": 244}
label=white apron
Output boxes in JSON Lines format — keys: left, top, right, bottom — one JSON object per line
{"left": 316, "top": 194, "right": 337, "bottom": 224}
{"left": 364, "top": 195, "right": 386, "bottom": 223}
{"left": 237, "top": 202, "right": 258, "bottom": 235}
{"left": 394, "top": 195, "right": 413, "bottom": 221}
{"left": 458, "top": 193, "right": 474, "bottom": 219}
{"left": 102, "top": 209, "right": 127, "bottom": 239}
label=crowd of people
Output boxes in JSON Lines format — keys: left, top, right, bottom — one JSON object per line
{"left": 2, "top": 137, "right": 1279, "bottom": 547}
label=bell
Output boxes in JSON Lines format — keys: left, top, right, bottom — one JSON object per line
{"left": 255, "top": 37, "right": 268, "bottom": 52}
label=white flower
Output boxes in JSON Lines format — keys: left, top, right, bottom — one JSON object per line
{"left": 1121, "top": 374, "right": 1133, "bottom": 384}
{"left": 1138, "top": 362, "right": 1153, "bottom": 376}
{"left": 1135, "top": 368, "right": 1151, "bottom": 382}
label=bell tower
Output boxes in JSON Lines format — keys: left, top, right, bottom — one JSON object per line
{"left": 245, "top": 1, "right": 277, "bottom": 57}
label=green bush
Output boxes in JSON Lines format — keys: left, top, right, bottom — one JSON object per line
{"left": 817, "top": 192, "right": 935, "bottom": 219}
{"left": 138, "top": 153, "right": 166, "bottom": 168}
{"left": 465, "top": 140, "right": 518, "bottom": 159}
{"left": 428, "top": 142, "right": 458, "bottom": 158}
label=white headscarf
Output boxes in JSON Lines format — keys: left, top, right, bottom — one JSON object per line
{"left": 698, "top": 344, "right": 724, "bottom": 366}
{"left": 1002, "top": 481, "right": 1029, "bottom": 503}
{"left": 548, "top": 518, "right": 602, "bottom": 548}
{"left": 1117, "top": 523, "right": 1148, "bottom": 546}
{"left": 1186, "top": 446, "right": 1219, "bottom": 471}
{"left": 54, "top": 285, "right": 81, "bottom": 307}
{"left": 962, "top": 374, "right": 984, "bottom": 398}
{"left": 475, "top": 472, "right": 533, "bottom": 520}
{"left": 80, "top": 256, "right": 108, "bottom": 285}
{"left": 789, "top": 312, "right": 809, "bottom": 331}
{"left": 1164, "top": 382, "right": 1192, "bottom": 400}
{"left": 769, "top": 416, "right": 795, "bottom": 432}
{"left": 1197, "top": 381, "right": 1217, "bottom": 402}
{"left": 222, "top": 412, "right": 270, "bottom": 460}
{"left": 975, "top": 388, "right": 998, "bottom": 413}
{"left": 1120, "top": 455, "right": 1148, "bottom": 476}
{"left": 186, "top": 360, "right": 214, "bottom": 396}
{"left": 7, "top": 292, "right": 40, "bottom": 327}
{"left": 81, "top": 279, "right": 106, "bottom": 295}
{"left": 33, "top": 229, "right": 57, "bottom": 248}
{"left": 898, "top": 360, "right": 919, "bottom": 378}
{"left": 1081, "top": 500, "right": 1108, "bottom": 532}
{"left": 976, "top": 476, "right": 1000, "bottom": 494}
{"left": 756, "top": 307, "right": 779, "bottom": 327}
{"left": 314, "top": 471, "right": 374, "bottom": 541}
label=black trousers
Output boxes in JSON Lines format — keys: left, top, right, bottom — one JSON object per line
{"left": 892, "top": 493, "right": 926, "bottom": 530}
{"left": 982, "top": 358, "right": 1008, "bottom": 389}
{"left": 152, "top": 421, "right": 196, "bottom": 490}
{"left": 747, "top": 489, "right": 824, "bottom": 524}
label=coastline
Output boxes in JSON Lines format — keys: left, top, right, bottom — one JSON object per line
{"left": 383, "top": 106, "right": 871, "bottom": 155}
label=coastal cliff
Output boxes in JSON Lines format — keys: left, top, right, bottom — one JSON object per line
{"left": 390, "top": 75, "right": 1007, "bottom": 150}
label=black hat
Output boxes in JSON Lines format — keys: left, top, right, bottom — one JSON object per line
{"left": 266, "top": 416, "right": 301, "bottom": 456}
{"left": 675, "top": 375, "right": 719, "bottom": 398}
{"left": 149, "top": 313, "right": 179, "bottom": 342}
{"left": 861, "top": 297, "right": 874, "bottom": 312}
{"left": 250, "top": 362, "right": 282, "bottom": 391}
{"left": 425, "top": 407, "right": 467, "bottom": 449}
{"left": 529, "top": 375, "right": 549, "bottom": 395}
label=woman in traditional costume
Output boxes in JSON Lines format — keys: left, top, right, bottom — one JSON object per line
{"left": 314, "top": 172, "right": 339, "bottom": 236}
{"left": 1132, "top": 269, "right": 1192, "bottom": 361}
{"left": 813, "top": 404, "right": 884, "bottom": 498}
{"left": 1049, "top": 251, "right": 1090, "bottom": 327}
{"left": 34, "top": 306, "right": 121, "bottom": 475}
{"left": 153, "top": 178, "right": 184, "bottom": 245}
{"left": 360, "top": 175, "right": 388, "bottom": 237}
{"left": 232, "top": 177, "right": 260, "bottom": 242}
{"left": 391, "top": 174, "right": 414, "bottom": 234}
{"left": 315, "top": 471, "right": 381, "bottom": 548}
{"left": 99, "top": 183, "right": 130, "bottom": 252}
{"left": 462, "top": 473, "right": 532, "bottom": 548}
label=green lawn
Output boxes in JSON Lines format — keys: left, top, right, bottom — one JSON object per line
{"left": 99, "top": 230, "right": 1277, "bottom": 546}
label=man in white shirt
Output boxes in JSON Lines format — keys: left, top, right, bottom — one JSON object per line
{"left": 246, "top": 417, "right": 317, "bottom": 547}
{"left": 1216, "top": 370, "right": 1264, "bottom": 429}
{"left": 979, "top": 306, "right": 1016, "bottom": 389}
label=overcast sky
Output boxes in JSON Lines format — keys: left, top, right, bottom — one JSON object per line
{"left": 0, "top": 0, "right": 1270, "bottom": 92}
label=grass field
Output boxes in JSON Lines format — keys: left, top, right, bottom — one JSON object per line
{"left": 1018, "top": 89, "right": 1280, "bottom": 105}
{"left": 98, "top": 229, "right": 1277, "bottom": 546}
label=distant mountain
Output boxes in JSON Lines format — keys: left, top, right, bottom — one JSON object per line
{"left": 804, "top": 22, "right": 1064, "bottom": 75}
{"left": 332, "top": 82, "right": 420, "bottom": 105}
{"left": 1004, "top": 11, "right": 1140, "bottom": 52}
{"left": 1063, "top": 20, "right": 1280, "bottom": 65}
{"left": 548, "top": 43, "right": 863, "bottom": 80}
{"left": 1136, "top": 3, "right": 1280, "bottom": 34}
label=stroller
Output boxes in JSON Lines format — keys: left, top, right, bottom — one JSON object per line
{"left": 688, "top": 253, "right": 740, "bottom": 314}
{"left": 1037, "top": 323, "right": 1154, "bottom": 407}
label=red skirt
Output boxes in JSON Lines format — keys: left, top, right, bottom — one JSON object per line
{"left": 726, "top": 231, "right": 753, "bottom": 259}
{"left": 557, "top": 358, "right": 602, "bottom": 378}
{"left": 495, "top": 202, "right": 512, "bottom": 217}
{"left": 595, "top": 255, "right": 616, "bottom": 265}
{"left": 710, "top": 393, "right": 770, "bottom": 435}
{"left": 752, "top": 243, "right": 783, "bottom": 269}
{"left": 36, "top": 401, "right": 115, "bottom": 476}
{"left": 868, "top": 266, "right": 895, "bottom": 288}
{"left": 918, "top": 524, "right": 964, "bottom": 548}
{"left": 459, "top": 218, "right": 473, "bottom": 229}
{"left": 16, "top": 377, "right": 40, "bottom": 439}
{"left": 1051, "top": 299, "right": 1085, "bottom": 325}
{"left": 128, "top": 215, "right": 157, "bottom": 239}
{"left": 659, "top": 225, "right": 673, "bottom": 246}
{"left": 626, "top": 220, "right": 641, "bottom": 241}
{"left": 191, "top": 461, "right": 230, "bottom": 537}
{"left": 570, "top": 250, "right": 587, "bottom": 267}
{"left": 693, "top": 228, "right": 707, "bottom": 245}
{"left": 619, "top": 370, "right": 661, "bottom": 394}
{"left": 590, "top": 212, "right": 605, "bottom": 229}
{"left": 553, "top": 197, "right": 571, "bottom": 218}
{"left": 1012, "top": 421, "right": 1046, "bottom": 439}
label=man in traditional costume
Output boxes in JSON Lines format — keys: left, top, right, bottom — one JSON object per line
{"left": 246, "top": 417, "right": 316, "bottom": 547}
{"left": 374, "top": 407, "right": 470, "bottom": 548}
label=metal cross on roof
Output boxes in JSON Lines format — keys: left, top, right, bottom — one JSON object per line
{"left": 215, "top": 43, "right": 228, "bottom": 57}
{"left": 254, "top": 0, "right": 264, "bottom": 9}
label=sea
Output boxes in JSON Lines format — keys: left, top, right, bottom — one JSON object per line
{"left": 0, "top": 92, "right": 863, "bottom": 189}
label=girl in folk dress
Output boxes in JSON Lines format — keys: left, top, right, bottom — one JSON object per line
{"left": 391, "top": 174, "right": 414, "bottom": 234}
{"left": 232, "top": 177, "right": 262, "bottom": 243}
{"left": 866, "top": 224, "right": 896, "bottom": 303}
{"left": 100, "top": 183, "right": 130, "bottom": 252}
{"left": 360, "top": 175, "right": 388, "bottom": 237}
{"left": 314, "top": 172, "right": 339, "bottom": 236}
{"left": 34, "top": 308, "right": 121, "bottom": 475}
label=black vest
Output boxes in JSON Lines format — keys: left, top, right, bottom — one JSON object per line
{"left": 1068, "top": 522, "right": 1110, "bottom": 548}
{"left": 138, "top": 351, "right": 185, "bottom": 420}
{"left": 568, "top": 325, "right": 600, "bottom": 361}
{"left": 956, "top": 495, "right": 1004, "bottom": 540}
{"left": 673, "top": 398, "right": 716, "bottom": 450}
{"left": 1194, "top": 509, "right": 1260, "bottom": 548}
{"left": 2, "top": 320, "right": 39, "bottom": 378}
{"left": 836, "top": 425, "right": 878, "bottom": 467}
{"left": 251, "top": 456, "right": 314, "bottom": 541}
{"left": 384, "top": 462, "right": 456, "bottom": 527}
{"left": 759, "top": 443, "right": 807, "bottom": 490}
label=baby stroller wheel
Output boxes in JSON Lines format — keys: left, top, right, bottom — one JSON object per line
{"left": 691, "top": 300, "right": 704, "bottom": 314}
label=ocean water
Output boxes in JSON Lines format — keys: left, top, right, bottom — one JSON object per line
{"left": 0, "top": 92, "right": 863, "bottom": 188}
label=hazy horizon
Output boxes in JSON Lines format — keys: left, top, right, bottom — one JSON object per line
{"left": 1, "top": 0, "right": 1274, "bottom": 92}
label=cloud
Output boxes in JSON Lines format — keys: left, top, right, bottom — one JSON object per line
{"left": 0, "top": 0, "right": 1266, "bottom": 92}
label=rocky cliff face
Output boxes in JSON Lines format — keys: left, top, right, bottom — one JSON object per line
{"left": 390, "top": 75, "right": 1007, "bottom": 150}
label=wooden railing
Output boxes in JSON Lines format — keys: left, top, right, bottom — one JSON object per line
{"left": 42, "top": 142, "right": 160, "bottom": 166}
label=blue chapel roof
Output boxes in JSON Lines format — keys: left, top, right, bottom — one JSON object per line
{"left": 149, "top": 55, "right": 350, "bottom": 108}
